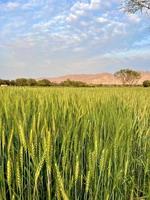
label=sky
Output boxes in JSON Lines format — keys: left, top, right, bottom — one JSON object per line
{"left": 0, "top": 0, "right": 150, "bottom": 79}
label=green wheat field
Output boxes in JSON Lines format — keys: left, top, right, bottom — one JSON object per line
{"left": 0, "top": 87, "right": 150, "bottom": 200}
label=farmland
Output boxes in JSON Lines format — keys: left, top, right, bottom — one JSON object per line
{"left": 0, "top": 87, "right": 150, "bottom": 200}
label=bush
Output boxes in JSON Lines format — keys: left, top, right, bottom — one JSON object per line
{"left": 37, "top": 79, "right": 52, "bottom": 86}
{"left": 143, "top": 80, "right": 150, "bottom": 87}
{"left": 0, "top": 79, "right": 11, "bottom": 86}
{"left": 27, "top": 79, "right": 37, "bottom": 86}
{"left": 60, "top": 79, "right": 87, "bottom": 87}
{"left": 16, "top": 78, "right": 28, "bottom": 86}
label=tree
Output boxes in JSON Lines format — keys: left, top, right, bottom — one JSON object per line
{"left": 114, "top": 69, "right": 141, "bottom": 85}
{"left": 143, "top": 80, "right": 150, "bottom": 87}
{"left": 60, "top": 79, "right": 87, "bottom": 87}
{"left": 0, "top": 79, "right": 5, "bottom": 85}
{"left": 37, "top": 79, "right": 52, "bottom": 86}
{"left": 123, "top": 0, "right": 150, "bottom": 13}
{"left": 10, "top": 80, "right": 16, "bottom": 86}
{"left": 27, "top": 79, "right": 37, "bottom": 86}
{"left": 15, "top": 78, "right": 28, "bottom": 86}
{"left": 0, "top": 79, "right": 11, "bottom": 85}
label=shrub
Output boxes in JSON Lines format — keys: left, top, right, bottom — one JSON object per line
{"left": 60, "top": 79, "right": 87, "bottom": 87}
{"left": 27, "top": 79, "right": 37, "bottom": 86}
{"left": 143, "top": 80, "right": 150, "bottom": 87}
{"left": 16, "top": 78, "right": 28, "bottom": 86}
{"left": 37, "top": 79, "right": 52, "bottom": 86}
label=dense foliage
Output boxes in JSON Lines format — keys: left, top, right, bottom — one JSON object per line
{"left": 143, "top": 80, "right": 150, "bottom": 87}
{"left": 0, "top": 79, "right": 55, "bottom": 87}
{"left": 0, "top": 87, "right": 150, "bottom": 200}
{"left": 60, "top": 79, "right": 88, "bottom": 87}
{"left": 0, "top": 78, "right": 88, "bottom": 87}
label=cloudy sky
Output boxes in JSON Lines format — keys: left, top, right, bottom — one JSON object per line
{"left": 0, "top": 0, "right": 149, "bottom": 79}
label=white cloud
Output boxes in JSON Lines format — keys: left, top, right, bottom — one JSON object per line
{"left": 70, "top": 2, "right": 89, "bottom": 12}
{"left": 67, "top": 0, "right": 101, "bottom": 23}
{"left": 0, "top": 0, "right": 149, "bottom": 78}
{"left": 127, "top": 14, "right": 141, "bottom": 23}
{"left": 68, "top": 48, "right": 150, "bottom": 73}
{"left": 90, "top": 0, "right": 101, "bottom": 9}
{"left": 33, "top": 21, "right": 52, "bottom": 31}
{"left": 2, "top": 2, "right": 21, "bottom": 10}
{"left": 66, "top": 14, "right": 78, "bottom": 23}
{"left": 21, "top": 2, "right": 35, "bottom": 10}
{"left": 33, "top": 14, "right": 66, "bottom": 32}
{"left": 72, "top": 47, "right": 85, "bottom": 52}
{"left": 96, "top": 17, "right": 109, "bottom": 23}
{"left": 95, "top": 16, "right": 127, "bottom": 37}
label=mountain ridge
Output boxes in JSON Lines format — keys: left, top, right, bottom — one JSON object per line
{"left": 42, "top": 71, "right": 150, "bottom": 85}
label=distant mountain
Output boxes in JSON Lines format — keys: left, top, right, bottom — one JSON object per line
{"left": 45, "top": 71, "right": 150, "bottom": 85}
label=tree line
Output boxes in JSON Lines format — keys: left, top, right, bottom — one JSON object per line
{"left": 0, "top": 69, "right": 150, "bottom": 87}
{"left": 0, "top": 78, "right": 89, "bottom": 87}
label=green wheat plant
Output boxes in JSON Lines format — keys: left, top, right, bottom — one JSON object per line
{"left": 0, "top": 87, "right": 150, "bottom": 200}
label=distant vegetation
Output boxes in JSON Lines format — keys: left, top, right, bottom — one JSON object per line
{"left": 114, "top": 69, "right": 141, "bottom": 85}
{"left": 0, "top": 78, "right": 89, "bottom": 87}
{"left": 60, "top": 79, "right": 88, "bottom": 87}
{"left": 143, "top": 80, "right": 150, "bottom": 87}
{"left": 0, "top": 69, "right": 149, "bottom": 87}
{"left": 0, "top": 78, "right": 55, "bottom": 87}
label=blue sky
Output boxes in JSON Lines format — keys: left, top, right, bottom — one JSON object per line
{"left": 0, "top": 0, "right": 150, "bottom": 79}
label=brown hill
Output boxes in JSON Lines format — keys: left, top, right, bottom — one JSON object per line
{"left": 47, "top": 71, "right": 150, "bottom": 85}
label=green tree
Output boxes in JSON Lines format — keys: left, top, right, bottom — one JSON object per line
{"left": 0, "top": 79, "right": 11, "bottom": 86}
{"left": 37, "top": 79, "right": 52, "bottom": 86}
{"left": 0, "top": 79, "right": 5, "bottom": 85}
{"left": 114, "top": 69, "right": 141, "bottom": 85}
{"left": 27, "top": 79, "right": 37, "bottom": 86}
{"left": 60, "top": 79, "right": 87, "bottom": 87}
{"left": 143, "top": 80, "right": 150, "bottom": 87}
{"left": 15, "top": 78, "right": 28, "bottom": 86}
{"left": 10, "top": 80, "right": 16, "bottom": 86}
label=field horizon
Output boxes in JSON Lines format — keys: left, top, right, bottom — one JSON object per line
{"left": 38, "top": 71, "right": 150, "bottom": 85}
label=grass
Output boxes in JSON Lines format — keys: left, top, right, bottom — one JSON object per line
{"left": 0, "top": 87, "right": 150, "bottom": 200}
